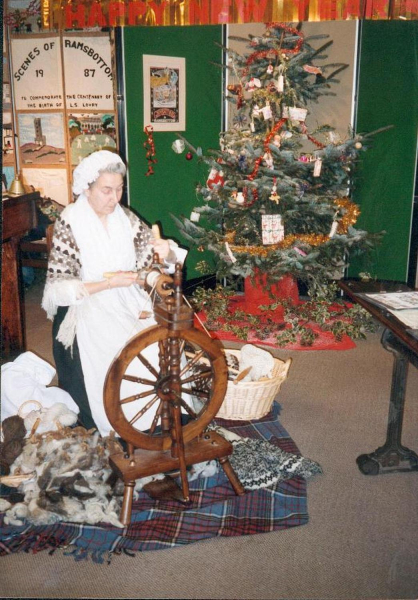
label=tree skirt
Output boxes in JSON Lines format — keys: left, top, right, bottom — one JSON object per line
{"left": 196, "top": 295, "right": 356, "bottom": 351}
{"left": 0, "top": 404, "right": 320, "bottom": 563}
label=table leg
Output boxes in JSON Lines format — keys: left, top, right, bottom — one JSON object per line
{"left": 357, "top": 329, "right": 418, "bottom": 475}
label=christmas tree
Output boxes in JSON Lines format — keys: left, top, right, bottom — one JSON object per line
{"left": 174, "top": 22, "right": 378, "bottom": 301}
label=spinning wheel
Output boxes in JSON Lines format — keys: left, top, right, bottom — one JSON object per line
{"left": 104, "top": 264, "right": 244, "bottom": 525}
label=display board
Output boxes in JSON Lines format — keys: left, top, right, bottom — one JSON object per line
{"left": 123, "top": 25, "right": 223, "bottom": 281}
{"left": 349, "top": 20, "right": 418, "bottom": 282}
{"left": 7, "top": 30, "right": 117, "bottom": 205}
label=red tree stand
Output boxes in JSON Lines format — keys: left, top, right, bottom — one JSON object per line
{"left": 230, "top": 271, "right": 299, "bottom": 318}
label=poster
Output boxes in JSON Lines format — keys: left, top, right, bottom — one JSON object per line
{"left": 22, "top": 167, "right": 70, "bottom": 206}
{"left": 18, "top": 112, "right": 66, "bottom": 165}
{"left": 68, "top": 112, "right": 117, "bottom": 165}
{"left": 63, "top": 35, "right": 114, "bottom": 111}
{"left": 143, "top": 55, "right": 186, "bottom": 131}
{"left": 11, "top": 36, "right": 64, "bottom": 110}
{"left": 2, "top": 112, "right": 15, "bottom": 167}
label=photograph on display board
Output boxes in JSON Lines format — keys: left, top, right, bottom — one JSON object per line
{"left": 22, "top": 167, "right": 70, "bottom": 206}
{"left": 68, "top": 112, "right": 116, "bottom": 165}
{"left": 18, "top": 112, "right": 66, "bottom": 165}
{"left": 3, "top": 56, "right": 10, "bottom": 83}
{"left": 2, "top": 112, "right": 15, "bottom": 166}
{"left": 3, "top": 83, "right": 12, "bottom": 110}
{"left": 143, "top": 55, "right": 186, "bottom": 131}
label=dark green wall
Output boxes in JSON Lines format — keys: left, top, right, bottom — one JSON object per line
{"left": 350, "top": 21, "right": 418, "bottom": 281}
{"left": 123, "top": 25, "right": 223, "bottom": 280}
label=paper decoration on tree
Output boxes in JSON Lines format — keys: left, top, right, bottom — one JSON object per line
{"left": 262, "top": 214, "right": 285, "bottom": 245}
{"left": 207, "top": 168, "right": 224, "bottom": 189}
{"left": 289, "top": 107, "right": 308, "bottom": 122}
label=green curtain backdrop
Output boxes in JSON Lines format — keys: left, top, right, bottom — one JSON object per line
{"left": 350, "top": 20, "right": 418, "bottom": 281}
{"left": 123, "top": 25, "right": 223, "bottom": 281}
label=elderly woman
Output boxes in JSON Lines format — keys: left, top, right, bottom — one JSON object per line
{"left": 42, "top": 150, "right": 186, "bottom": 436}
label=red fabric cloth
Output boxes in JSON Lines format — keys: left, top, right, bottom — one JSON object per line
{"left": 195, "top": 296, "right": 356, "bottom": 351}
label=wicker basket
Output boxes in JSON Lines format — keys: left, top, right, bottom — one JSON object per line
{"left": 216, "top": 349, "right": 292, "bottom": 421}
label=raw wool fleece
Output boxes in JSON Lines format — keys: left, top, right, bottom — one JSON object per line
{"left": 4, "top": 429, "right": 124, "bottom": 528}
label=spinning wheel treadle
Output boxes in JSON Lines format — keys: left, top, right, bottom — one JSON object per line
{"left": 104, "top": 264, "right": 245, "bottom": 525}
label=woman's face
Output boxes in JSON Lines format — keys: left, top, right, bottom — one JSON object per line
{"left": 85, "top": 172, "right": 124, "bottom": 219}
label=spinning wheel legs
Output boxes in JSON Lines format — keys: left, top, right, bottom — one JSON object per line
{"left": 110, "top": 431, "right": 245, "bottom": 526}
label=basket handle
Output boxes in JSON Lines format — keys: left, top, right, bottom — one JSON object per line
{"left": 18, "top": 400, "right": 43, "bottom": 419}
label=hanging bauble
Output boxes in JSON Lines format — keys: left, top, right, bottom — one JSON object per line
{"left": 267, "top": 63, "right": 274, "bottom": 75}
{"left": 172, "top": 139, "right": 185, "bottom": 154}
{"left": 355, "top": 142, "right": 363, "bottom": 149}
{"left": 185, "top": 152, "right": 193, "bottom": 160}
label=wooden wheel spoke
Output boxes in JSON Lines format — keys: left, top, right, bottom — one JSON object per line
{"left": 149, "top": 402, "right": 163, "bottom": 435}
{"left": 129, "top": 395, "right": 160, "bottom": 426}
{"left": 136, "top": 351, "right": 160, "bottom": 379}
{"left": 120, "top": 388, "right": 156, "bottom": 405}
{"left": 172, "top": 391, "right": 198, "bottom": 418}
{"left": 122, "top": 374, "right": 156, "bottom": 386}
{"left": 181, "top": 386, "right": 210, "bottom": 400}
{"left": 180, "top": 350, "right": 206, "bottom": 376}
{"left": 181, "top": 368, "right": 213, "bottom": 386}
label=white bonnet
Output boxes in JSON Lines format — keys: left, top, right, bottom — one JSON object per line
{"left": 72, "top": 150, "right": 125, "bottom": 196}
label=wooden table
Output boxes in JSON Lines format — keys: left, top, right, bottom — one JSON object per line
{"left": 2, "top": 191, "right": 39, "bottom": 358}
{"left": 339, "top": 279, "right": 418, "bottom": 475}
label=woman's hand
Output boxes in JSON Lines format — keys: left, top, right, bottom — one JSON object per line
{"left": 106, "top": 271, "right": 138, "bottom": 288}
{"left": 153, "top": 238, "right": 172, "bottom": 262}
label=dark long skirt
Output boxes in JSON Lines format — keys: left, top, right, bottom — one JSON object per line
{"left": 52, "top": 306, "right": 97, "bottom": 430}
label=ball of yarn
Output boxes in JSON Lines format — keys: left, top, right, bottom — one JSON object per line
{"left": 1, "top": 415, "right": 26, "bottom": 444}
{"left": 1, "top": 438, "right": 25, "bottom": 465}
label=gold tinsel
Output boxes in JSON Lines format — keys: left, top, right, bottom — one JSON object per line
{"left": 225, "top": 197, "right": 360, "bottom": 257}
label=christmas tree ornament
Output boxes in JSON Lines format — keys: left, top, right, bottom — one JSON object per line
{"left": 246, "top": 78, "right": 261, "bottom": 91}
{"left": 262, "top": 214, "right": 285, "bottom": 245}
{"left": 328, "top": 131, "right": 339, "bottom": 144}
{"left": 236, "top": 191, "right": 245, "bottom": 205}
{"left": 269, "top": 178, "right": 280, "bottom": 203}
{"left": 190, "top": 211, "right": 200, "bottom": 223}
{"left": 355, "top": 142, "right": 363, "bottom": 149}
{"left": 273, "top": 134, "right": 281, "bottom": 147}
{"left": 281, "top": 104, "right": 289, "bottom": 118}
{"left": 313, "top": 157, "right": 323, "bottom": 177}
{"left": 267, "top": 62, "right": 274, "bottom": 75}
{"left": 329, "top": 218, "right": 339, "bottom": 238}
{"left": 250, "top": 120, "right": 255, "bottom": 132}
{"left": 252, "top": 104, "right": 261, "bottom": 117}
{"left": 289, "top": 106, "right": 308, "bottom": 122}
{"left": 263, "top": 152, "right": 274, "bottom": 169}
{"left": 303, "top": 64, "right": 322, "bottom": 75}
{"left": 171, "top": 139, "right": 185, "bottom": 154}
{"left": 261, "top": 102, "right": 273, "bottom": 120}
{"left": 144, "top": 125, "right": 157, "bottom": 176}
{"left": 207, "top": 168, "right": 225, "bottom": 189}
{"left": 225, "top": 242, "right": 237, "bottom": 263}
{"left": 185, "top": 152, "right": 193, "bottom": 161}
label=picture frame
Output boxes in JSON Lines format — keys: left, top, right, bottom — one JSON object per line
{"left": 143, "top": 55, "right": 186, "bottom": 132}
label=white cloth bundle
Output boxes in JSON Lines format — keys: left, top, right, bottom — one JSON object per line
{"left": 239, "top": 344, "right": 275, "bottom": 382}
{"left": 1, "top": 352, "right": 79, "bottom": 422}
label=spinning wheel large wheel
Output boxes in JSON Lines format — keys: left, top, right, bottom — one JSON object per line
{"left": 103, "top": 263, "right": 244, "bottom": 525}
{"left": 104, "top": 325, "right": 228, "bottom": 452}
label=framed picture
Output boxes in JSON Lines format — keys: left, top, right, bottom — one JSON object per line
{"left": 18, "top": 112, "right": 66, "bottom": 166}
{"left": 68, "top": 112, "right": 117, "bottom": 165}
{"left": 143, "top": 55, "right": 186, "bottom": 132}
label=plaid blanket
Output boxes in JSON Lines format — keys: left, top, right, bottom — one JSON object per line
{"left": 0, "top": 404, "right": 312, "bottom": 563}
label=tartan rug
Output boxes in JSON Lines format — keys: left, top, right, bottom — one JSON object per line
{"left": 0, "top": 404, "right": 314, "bottom": 563}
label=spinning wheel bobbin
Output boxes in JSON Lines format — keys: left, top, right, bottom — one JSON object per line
{"left": 104, "top": 263, "right": 244, "bottom": 525}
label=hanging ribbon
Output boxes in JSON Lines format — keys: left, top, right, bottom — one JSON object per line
{"left": 144, "top": 125, "right": 157, "bottom": 176}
